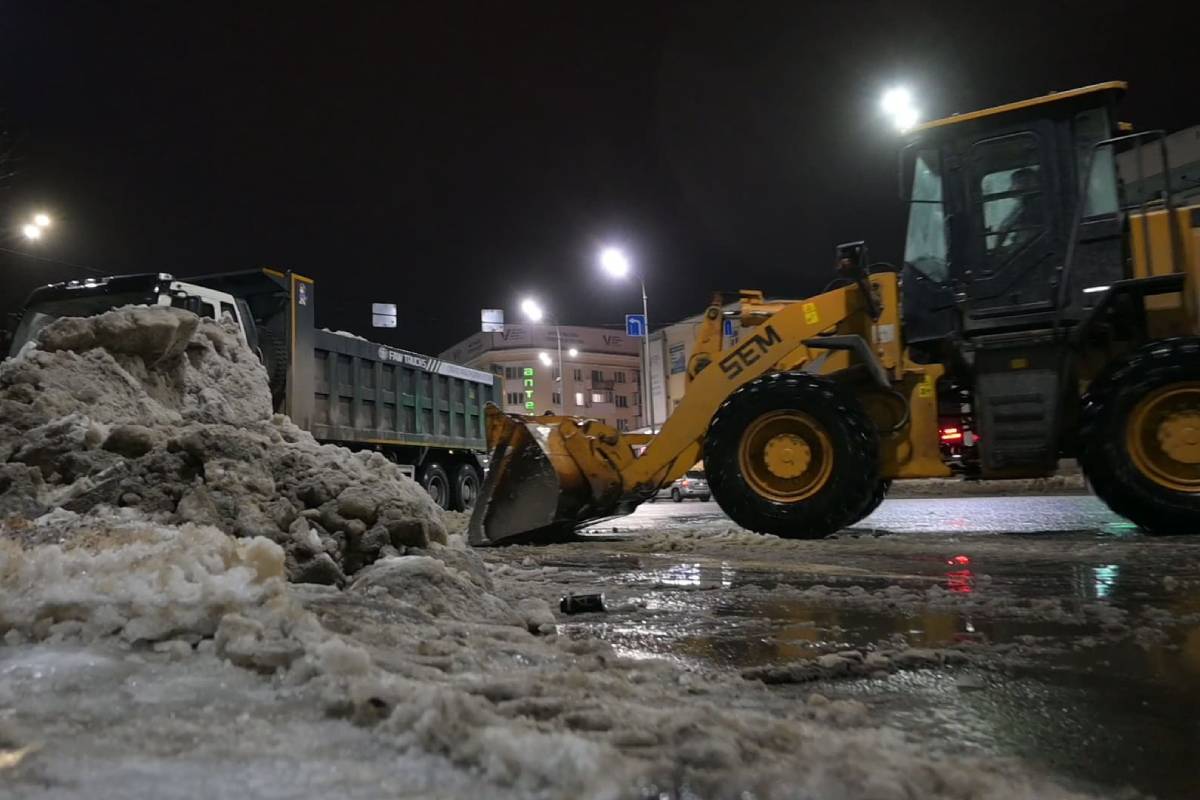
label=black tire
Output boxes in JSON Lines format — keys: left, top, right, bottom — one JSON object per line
{"left": 1079, "top": 338, "right": 1200, "bottom": 534}
{"left": 704, "top": 372, "right": 879, "bottom": 538}
{"left": 421, "top": 462, "right": 451, "bottom": 510}
{"left": 849, "top": 479, "right": 891, "bottom": 525}
{"left": 700, "top": 494, "right": 711, "bottom": 502}
{"left": 671, "top": 487, "right": 683, "bottom": 503}
{"left": 451, "top": 463, "right": 482, "bottom": 512}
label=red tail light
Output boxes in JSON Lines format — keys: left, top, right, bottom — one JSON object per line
{"left": 940, "top": 426, "right": 963, "bottom": 441}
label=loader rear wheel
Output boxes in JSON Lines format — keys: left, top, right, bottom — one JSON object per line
{"left": 1080, "top": 338, "right": 1200, "bottom": 535}
{"left": 704, "top": 372, "right": 879, "bottom": 538}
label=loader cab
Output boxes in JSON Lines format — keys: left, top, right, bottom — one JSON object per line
{"left": 899, "top": 82, "right": 1127, "bottom": 344}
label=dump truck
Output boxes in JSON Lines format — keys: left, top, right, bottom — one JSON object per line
{"left": 471, "top": 81, "right": 1200, "bottom": 545}
{"left": 5, "top": 269, "right": 498, "bottom": 511}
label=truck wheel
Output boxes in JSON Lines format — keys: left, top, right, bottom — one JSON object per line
{"left": 421, "top": 462, "right": 451, "bottom": 510}
{"left": 703, "top": 372, "right": 879, "bottom": 538}
{"left": 1080, "top": 338, "right": 1200, "bottom": 534}
{"left": 671, "top": 487, "right": 683, "bottom": 503}
{"left": 451, "top": 463, "right": 482, "bottom": 512}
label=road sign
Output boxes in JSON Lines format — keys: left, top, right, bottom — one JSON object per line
{"left": 626, "top": 314, "right": 647, "bottom": 337}
{"left": 372, "top": 302, "right": 397, "bottom": 328}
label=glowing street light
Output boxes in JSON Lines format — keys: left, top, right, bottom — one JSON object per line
{"left": 881, "top": 86, "right": 920, "bottom": 133}
{"left": 519, "top": 297, "right": 544, "bottom": 323}
{"left": 33, "top": 213, "right": 51, "bottom": 228}
{"left": 22, "top": 224, "right": 42, "bottom": 241}
{"left": 599, "top": 246, "right": 631, "bottom": 279}
{"left": 520, "top": 297, "right": 564, "bottom": 414}
{"left": 598, "top": 245, "right": 653, "bottom": 431}
{"left": 568, "top": 347, "right": 579, "bottom": 358}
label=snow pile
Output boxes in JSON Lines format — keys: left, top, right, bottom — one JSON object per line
{"left": 0, "top": 515, "right": 287, "bottom": 644}
{"left": 0, "top": 306, "right": 446, "bottom": 583}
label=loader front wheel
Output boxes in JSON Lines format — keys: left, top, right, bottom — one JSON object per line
{"left": 1080, "top": 338, "right": 1200, "bottom": 534}
{"left": 704, "top": 373, "right": 879, "bottom": 538}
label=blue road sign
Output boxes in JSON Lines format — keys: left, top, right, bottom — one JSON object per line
{"left": 723, "top": 318, "right": 734, "bottom": 337}
{"left": 625, "top": 314, "right": 647, "bottom": 337}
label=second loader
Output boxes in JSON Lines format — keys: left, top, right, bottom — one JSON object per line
{"left": 470, "top": 81, "right": 1200, "bottom": 546}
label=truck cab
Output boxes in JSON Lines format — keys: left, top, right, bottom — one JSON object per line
{"left": 7, "top": 272, "right": 256, "bottom": 358}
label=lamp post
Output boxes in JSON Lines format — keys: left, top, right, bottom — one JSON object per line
{"left": 599, "top": 246, "right": 653, "bottom": 432}
{"left": 520, "top": 297, "right": 565, "bottom": 414}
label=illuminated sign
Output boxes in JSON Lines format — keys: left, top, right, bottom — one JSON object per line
{"left": 524, "top": 367, "right": 536, "bottom": 409}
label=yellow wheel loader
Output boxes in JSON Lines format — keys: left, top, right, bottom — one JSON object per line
{"left": 470, "top": 81, "right": 1200, "bottom": 546}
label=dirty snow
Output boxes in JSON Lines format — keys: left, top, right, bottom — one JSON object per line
{"left": 0, "top": 305, "right": 446, "bottom": 582}
{"left": 0, "top": 306, "right": 1108, "bottom": 798}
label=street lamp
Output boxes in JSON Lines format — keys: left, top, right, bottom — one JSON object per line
{"left": 881, "top": 86, "right": 920, "bottom": 133}
{"left": 520, "top": 297, "right": 565, "bottom": 414}
{"left": 568, "top": 347, "right": 579, "bottom": 358}
{"left": 598, "top": 246, "right": 653, "bottom": 432}
{"left": 15, "top": 211, "right": 52, "bottom": 244}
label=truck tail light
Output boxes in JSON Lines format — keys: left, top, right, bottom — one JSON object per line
{"left": 940, "top": 426, "right": 963, "bottom": 442}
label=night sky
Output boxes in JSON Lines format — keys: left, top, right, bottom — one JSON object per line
{"left": 1, "top": 1, "right": 1191, "bottom": 354}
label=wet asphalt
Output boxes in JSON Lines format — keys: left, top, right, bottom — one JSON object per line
{"left": 508, "top": 495, "right": 1200, "bottom": 799}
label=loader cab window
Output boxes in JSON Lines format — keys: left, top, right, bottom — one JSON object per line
{"left": 972, "top": 133, "right": 1045, "bottom": 264}
{"left": 902, "top": 149, "right": 949, "bottom": 282}
{"left": 1073, "top": 109, "right": 1119, "bottom": 217}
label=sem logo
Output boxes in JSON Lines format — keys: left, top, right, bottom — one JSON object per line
{"left": 718, "top": 325, "right": 782, "bottom": 379}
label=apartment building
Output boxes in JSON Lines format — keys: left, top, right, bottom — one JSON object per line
{"left": 439, "top": 324, "right": 644, "bottom": 431}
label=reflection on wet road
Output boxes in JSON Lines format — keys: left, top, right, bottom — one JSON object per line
{"left": 524, "top": 495, "right": 1200, "bottom": 798}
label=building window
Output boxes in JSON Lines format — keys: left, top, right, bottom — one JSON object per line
{"left": 574, "top": 391, "right": 586, "bottom": 406}
{"left": 616, "top": 418, "right": 629, "bottom": 432}
{"left": 552, "top": 392, "right": 561, "bottom": 405}
{"left": 492, "top": 364, "right": 504, "bottom": 375}
{"left": 632, "top": 372, "right": 640, "bottom": 384}
{"left": 504, "top": 366, "right": 520, "bottom": 380}
{"left": 614, "top": 371, "right": 625, "bottom": 383}
{"left": 506, "top": 391, "right": 524, "bottom": 405}
{"left": 615, "top": 395, "right": 628, "bottom": 408}
{"left": 573, "top": 368, "right": 582, "bottom": 382}
{"left": 591, "top": 370, "right": 604, "bottom": 383}
{"left": 592, "top": 390, "right": 612, "bottom": 404}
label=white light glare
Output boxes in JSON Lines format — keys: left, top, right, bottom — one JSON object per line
{"left": 882, "top": 86, "right": 920, "bottom": 132}
{"left": 568, "top": 347, "right": 579, "bottom": 357}
{"left": 599, "top": 247, "right": 630, "bottom": 279}
{"left": 892, "top": 105, "right": 920, "bottom": 132}
{"left": 22, "top": 224, "right": 42, "bottom": 240}
{"left": 1082, "top": 285, "right": 1110, "bottom": 294}
{"left": 33, "top": 213, "right": 51, "bottom": 228}
{"left": 520, "top": 298, "right": 544, "bottom": 322}
{"left": 538, "top": 351, "right": 553, "bottom": 367}
{"left": 881, "top": 87, "right": 912, "bottom": 116}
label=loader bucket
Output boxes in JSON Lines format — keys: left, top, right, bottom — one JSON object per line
{"left": 467, "top": 407, "right": 623, "bottom": 546}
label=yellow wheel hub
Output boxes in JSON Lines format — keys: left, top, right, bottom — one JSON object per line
{"left": 738, "top": 410, "right": 833, "bottom": 503}
{"left": 763, "top": 433, "right": 811, "bottom": 478}
{"left": 1127, "top": 382, "right": 1200, "bottom": 492}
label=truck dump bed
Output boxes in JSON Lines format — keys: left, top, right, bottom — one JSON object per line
{"left": 310, "top": 330, "right": 495, "bottom": 450}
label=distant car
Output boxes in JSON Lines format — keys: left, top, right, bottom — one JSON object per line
{"left": 650, "top": 469, "right": 711, "bottom": 502}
